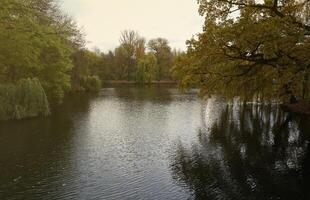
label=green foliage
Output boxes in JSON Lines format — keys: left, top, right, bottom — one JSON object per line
{"left": 81, "top": 76, "right": 102, "bottom": 93}
{"left": 173, "top": 0, "right": 310, "bottom": 103}
{"left": 71, "top": 49, "right": 102, "bottom": 93}
{"left": 115, "top": 30, "right": 146, "bottom": 80}
{"left": 0, "top": 2, "right": 178, "bottom": 120}
{"left": 94, "top": 32, "right": 176, "bottom": 83}
{"left": 0, "top": 0, "right": 82, "bottom": 105}
{"left": 135, "top": 54, "right": 157, "bottom": 84}
{"left": 148, "top": 38, "right": 173, "bottom": 81}
{"left": 172, "top": 52, "right": 199, "bottom": 90}
{"left": 0, "top": 78, "right": 50, "bottom": 120}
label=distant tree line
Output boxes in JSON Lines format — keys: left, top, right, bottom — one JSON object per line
{"left": 72, "top": 30, "right": 183, "bottom": 88}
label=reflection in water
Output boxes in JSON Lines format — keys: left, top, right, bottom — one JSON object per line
{"left": 171, "top": 98, "right": 310, "bottom": 200}
{"left": 0, "top": 86, "right": 199, "bottom": 200}
{"left": 0, "top": 87, "right": 309, "bottom": 200}
{"left": 0, "top": 94, "right": 92, "bottom": 200}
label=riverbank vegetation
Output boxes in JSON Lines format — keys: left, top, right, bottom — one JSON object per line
{"left": 0, "top": 0, "right": 80, "bottom": 104}
{"left": 3, "top": 0, "right": 309, "bottom": 120}
{"left": 172, "top": 0, "right": 310, "bottom": 108}
{"left": 0, "top": 0, "right": 180, "bottom": 120}
{"left": 0, "top": 78, "right": 50, "bottom": 120}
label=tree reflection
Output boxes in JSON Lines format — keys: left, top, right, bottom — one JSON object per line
{"left": 171, "top": 101, "right": 310, "bottom": 200}
{"left": 112, "top": 85, "right": 174, "bottom": 103}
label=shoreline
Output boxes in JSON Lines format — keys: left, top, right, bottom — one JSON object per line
{"left": 103, "top": 80, "right": 177, "bottom": 85}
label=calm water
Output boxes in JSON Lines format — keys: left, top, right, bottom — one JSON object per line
{"left": 0, "top": 86, "right": 309, "bottom": 200}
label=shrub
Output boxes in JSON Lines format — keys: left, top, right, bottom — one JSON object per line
{"left": 0, "top": 78, "right": 50, "bottom": 121}
{"left": 81, "top": 76, "right": 102, "bottom": 93}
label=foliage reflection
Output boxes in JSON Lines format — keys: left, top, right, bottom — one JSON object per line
{"left": 171, "top": 100, "right": 310, "bottom": 200}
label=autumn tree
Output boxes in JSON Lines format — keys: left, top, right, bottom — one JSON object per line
{"left": 174, "top": 0, "right": 310, "bottom": 103}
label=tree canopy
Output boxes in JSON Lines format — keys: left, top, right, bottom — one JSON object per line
{"left": 173, "top": 0, "right": 310, "bottom": 103}
{"left": 0, "top": 0, "right": 82, "bottom": 105}
{"left": 148, "top": 38, "right": 173, "bottom": 81}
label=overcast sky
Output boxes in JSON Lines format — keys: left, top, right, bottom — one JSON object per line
{"left": 61, "top": 0, "right": 204, "bottom": 52}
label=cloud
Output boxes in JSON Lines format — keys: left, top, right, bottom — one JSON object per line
{"left": 61, "top": 0, "right": 204, "bottom": 51}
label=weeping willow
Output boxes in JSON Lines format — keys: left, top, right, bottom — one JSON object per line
{"left": 0, "top": 78, "right": 50, "bottom": 120}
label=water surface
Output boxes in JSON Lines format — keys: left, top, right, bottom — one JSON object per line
{"left": 0, "top": 86, "right": 309, "bottom": 200}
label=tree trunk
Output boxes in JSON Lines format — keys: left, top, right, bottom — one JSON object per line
{"left": 302, "top": 74, "right": 309, "bottom": 100}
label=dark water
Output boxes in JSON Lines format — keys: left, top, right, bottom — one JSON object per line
{"left": 0, "top": 86, "right": 309, "bottom": 200}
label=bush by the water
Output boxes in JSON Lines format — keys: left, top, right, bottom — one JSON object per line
{"left": 0, "top": 78, "right": 50, "bottom": 121}
{"left": 81, "top": 76, "right": 102, "bottom": 93}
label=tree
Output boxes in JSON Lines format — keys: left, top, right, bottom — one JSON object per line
{"left": 148, "top": 38, "right": 173, "bottom": 81}
{"left": 85, "top": 32, "right": 175, "bottom": 84}
{"left": 119, "top": 30, "right": 146, "bottom": 80}
{"left": 135, "top": 54, "right": 157, "bottom": 84}
{"left": 81, "top": 75, "right": 101, "bottom": 93}
{"left": 71, "top": 49, "right": 102, "bottom": 92}
{"left": 174, "top": 0, "right": 310, "bottom": 103}
{"left": 114, "top": 45, "right": 131, "bottom": 80}
{"left": 0, "top": 0, "right": 82, "bottom": 105}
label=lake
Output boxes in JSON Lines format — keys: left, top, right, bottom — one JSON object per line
{"left": 0, "top": 86, "right": 309, "bottom": 200}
